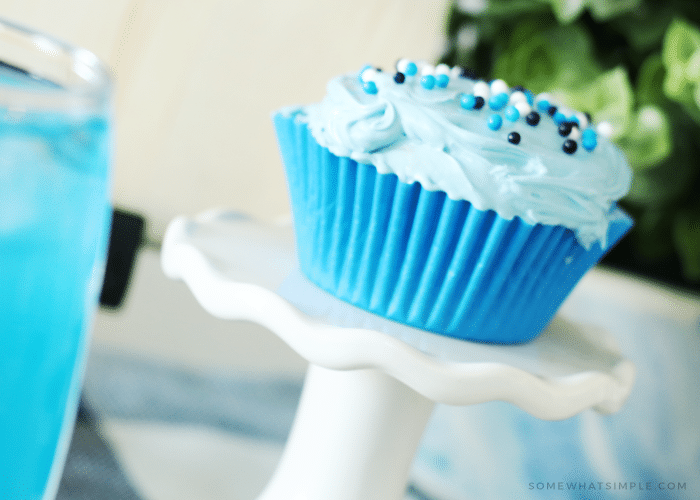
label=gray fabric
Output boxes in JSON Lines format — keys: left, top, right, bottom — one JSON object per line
{"left": 57, "top": 405, "right": 142, "bottom": 500}
{"left": 56, "top": 349, "right": 431, "bottom": 500}
{"left": 82, "top": 349, "right": 303, "bottom": 443}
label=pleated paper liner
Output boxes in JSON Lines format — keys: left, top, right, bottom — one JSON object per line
{"left": 273, "top": 111, "right": 633, "bottom": 344}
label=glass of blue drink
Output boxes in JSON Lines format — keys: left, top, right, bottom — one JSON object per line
{"left": 0, "top": 19, "right": 112, "bottom": 498}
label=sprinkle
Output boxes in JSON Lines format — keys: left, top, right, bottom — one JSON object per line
{"left": 394, "top": 72, "right": 406, "bottom": 84}
{"left": 553, "top": 111, "right": 567, "bottom": 124}
{"left": 490, "top": 79, "right": 509, "bottom": 96}
{"left": 504, "top": 105, "right": 520, "bottom": 121}
{"left": 535, "top": 92, "right": 552, "bottom": 104}
{"left": 460, "top": 67, "right": 478, "bottom": 80}
{"left": 396, "top": 58, "right": 416, "bottom": 75}
{"left": 361, "top": 66, "right": 379, "bottom": 82}
{"left": 514, "top": 101, "right": 531, "bottom": 116}
{"left": 487, "top": 114, "right": 503, "bottom": 130}
{"left": 460, "top": 93, "right": 476, "bottom": 109}
{"left": 450, "top": 66, "right": 463, "bottom": 79}
{"left": 567, "top": 126, "right": 582, "bottom": 141}
{"left": 512, "top": 85, "right": 526, "bottom": 92}
{"left": 597, "top": 121, "right": 614, "bottom": 138}
{"left": 547, "top": 105, "right": 558, "bottom": 117}
{"left": 363, "top": 81, "right": 378, "bottom": 94}
{"left": 525, "top": 111, "right": 540, "bottom": 126}
{"left": 508, "top": 131, "right": 521, "bottom": 144}
{"left": 358, "top": 64, "right": 372, "bottom": 82}
{"left": 536, "top": 100, "right": 550, "bottom": 112}
{"left": 568, "top": 115, "right": 579, "bottom": 126}
{"left": 582, "top": 128, "right": 597, "bottom": 151}
{"left": 420, "top": 74, "right": 436, "bottom": 90}
{"left": 473, "top": 96, "right": 485, "bottom": 109}
{"left": 524, "top": 90, "right": 535, "bottom": 105}
{"left": 421, "top": 64, "right": 435, "bottom": 76}
{"left": 435, "top": 64, "right": 450, "bottom": 75}
{"left": 473, "top": 81, "right": 490, "bottom": 98}
{"left": 562, "top": 139, "right": 578, "bottom": 154}
{"left": 489, "top": 92, "right": 509, "bottom": 110}
{"left": 558, "top": 121, "right": 573, "bottom": 137}
{"left": 509, "top": 91, "right": 528, "bottom": 104}
{"left": 575, "top": 112, "right": 589, "bottom": 129}
{"left": 436, "top": 74, "right": 450, "bottom": 88}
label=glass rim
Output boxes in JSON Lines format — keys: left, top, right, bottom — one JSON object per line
{"left": 0, "top": 17, "right": 112, "bottom": 111}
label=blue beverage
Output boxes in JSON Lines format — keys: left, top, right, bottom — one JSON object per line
{"left": 0, "top": 21, "right": 112, "bottom": 499}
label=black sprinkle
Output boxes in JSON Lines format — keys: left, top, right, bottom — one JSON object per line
{"left": 508, "top": 132, "right": 521, "bottom": 145}
{"left": 525, "top": 111, "right": 540, "bottom": 126}
{"left": 513, "top": 85, "right": 526, "bottom": 92}
{"left": 547, "top": 106, "right": 558, "bottom": 117}
{"left": 460, "top": 67, "right": 478, "bottom": 80}
{"left": 394, "top": 72, "right": 405, "bottom": 84}
{"left": 563, "top": 139, "right": 577, "bottom": 154}
{"left": 473, "top": 96, "right": 485, "bottom": 109}
{"left": 558, "top": 122, "right": 573, "bottom": 137}
{"left": 584, "top": 111, "right": 592, "bottom": 123}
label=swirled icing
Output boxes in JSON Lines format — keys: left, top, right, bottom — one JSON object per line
{"left": 280, "top": 62, "right": 632, "bottom": 249}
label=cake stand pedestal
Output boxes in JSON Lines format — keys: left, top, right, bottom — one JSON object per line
{"left": 161, "top": 209, "right": 635, "bottom": 500}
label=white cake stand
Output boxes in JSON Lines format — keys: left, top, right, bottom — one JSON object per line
{"left": 161, "top": 209, "right": 635, "bottom": 500}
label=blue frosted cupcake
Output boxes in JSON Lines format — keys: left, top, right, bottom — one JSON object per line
{"left": 273, "top": 59, "right": 632, "bottom": 344}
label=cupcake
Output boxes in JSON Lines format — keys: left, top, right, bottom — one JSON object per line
{"left": 273, "top": 59, "right": 632, "bottom": 344}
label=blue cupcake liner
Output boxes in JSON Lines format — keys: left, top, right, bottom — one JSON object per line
{"left": 273, "top": 111, "right": 632, "bottom": 343}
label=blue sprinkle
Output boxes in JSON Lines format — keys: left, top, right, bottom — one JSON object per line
{"left": 582, "top": 128, "right": 597, "bottom": 151}
{"left": 363, "top": 81, "right": 378, "bottom": 94}
{"left": 405, "top": 62, "right": 418, "bottom": 76}
{"left": 460, "top": 93, "right": 477, "bottom": 110}
{"left": 536, "top": 99, "right": 550, "bottom": 112}
{"left": 569, "top": 115, "right": 580, "bottom": 126}
{"left": 553, "top": 111, "right": 567, "bottom": 124}
{"left": 487, "top": 114, "right": 502, "bottom": 130}
{"left": 524, "top": 90, "right": 534, "bottom": 105}
{"left": 420, "top": 75, "right": 436, "bottom": 90}
{"left": 436, "top": 74, "right": 449, "bottom": 88}
{"left": 489, "top": 93, "right": 508, "bottom": 110}
{"left": 504, "top": 105, "right": 520, "bottom": 122}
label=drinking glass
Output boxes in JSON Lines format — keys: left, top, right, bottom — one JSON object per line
{"left": 0, "top": 18, "right": 112, "bottom": 499}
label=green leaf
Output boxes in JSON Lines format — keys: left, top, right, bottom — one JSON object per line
{"left": 562, "top": 67, "right": 634, "bottom": 139}
{"left": 492, "top": 22, "right": 600, "bottom": 92}
{"left": 636, "top": 54, "right": 667, "bottom": 106}
{"left": 673, "top": 209, "right": 700, "bottom": 280}
{"left": 534, "top": 0, "right": 640, "bottom": 23}
{"left": 616, "top": 105, "right": 672, "bottom": 170}
{"left": 662, "top": 18, "right": 700, "bottom": 101}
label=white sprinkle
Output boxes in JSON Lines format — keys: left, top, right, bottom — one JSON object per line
{"left": 450, "top": 66, "right": 463, "bottom": 79}
{"left": 558, "top": 106, "right": 573, "bottom": 118}
{"left": 396, "top": 58, "right": 409, "bottom": 73}
{"left": 509, "top": 91, "right": 528, "bottom": 104}
{"left": 435, "top": 63, "right": 450, "bottom": 75}
{"left": 360, "top": 67, "right": 378, "bottom": 82}
{"left": 473, "top": 81, "right": 490, "bottom": 98}
{"left": 514, "top": 101, "right": 531, "bottom": 116}
{"left": 490, "top": 79, "right": 509, "bottom": 96}
{"left": 568, "top": 126, "right": 582, "bottom": 141}
{"left": 575, "top": 112, "right": 589, "bottom": 129}
{"left": 534, "top": 92, "right": 552, "bottom": 104}
{"left": 597, "top": 121, "right": 614, "bottom": 138}
{"left": 421, "top": 64, "right": 435, "bottom": 76}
